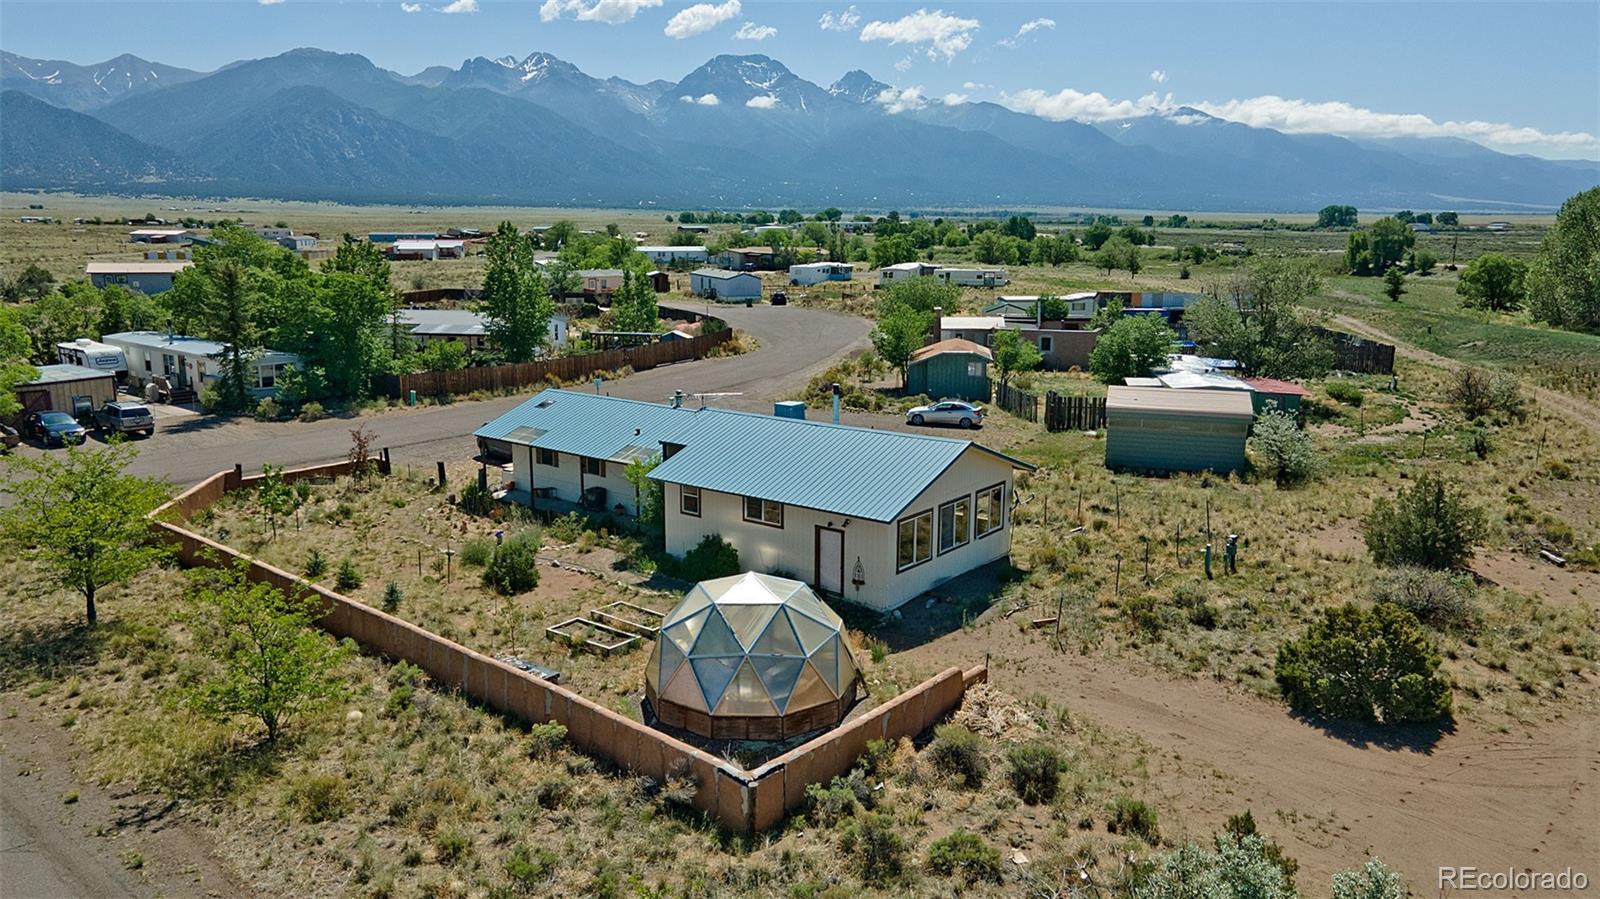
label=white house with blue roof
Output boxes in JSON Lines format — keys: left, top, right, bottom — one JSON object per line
{"left": 475, "top": 389, "right": 1034, "bottom": 612}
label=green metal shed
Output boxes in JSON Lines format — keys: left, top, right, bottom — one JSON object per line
{"left": 1241, "top": 377, "right": 1308, "bottom": 419}
{"left": 1104, "top": 386, "right": 1254, "bottom": 474}
{"left": 906, "top": 339, "right": 992, "bottom": 401}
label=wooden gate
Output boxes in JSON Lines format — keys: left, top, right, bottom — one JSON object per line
{"left": 1044, "top": 392, "right": 1106, "bottom": 431}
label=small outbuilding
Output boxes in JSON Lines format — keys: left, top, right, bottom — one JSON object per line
{"left": 1240, "top": 377, "right": 1308, "bottom": 418}
{"left": 689, "top": 268, "right": 762, "bottom": 301}
{"left": 1104, "top": 386, "right": 1254, "bottom": 474}
{"left": 645, "top": 572, "right": 863, "bottom": 740}
{"left": 13, "top": 365, "right": 116, "bottom": 418}
{"left": 907, "top": 339, "right": 991, "bottom": 402}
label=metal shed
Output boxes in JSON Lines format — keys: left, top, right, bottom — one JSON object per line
{"left": 13, "top": 365, "right": 116, "bottom": 417}
{"left": 906, "top": 338, "right": 992, "bottom": 401}
{"left": 1104, "top": 386, "right": 1254, "bottom": 474}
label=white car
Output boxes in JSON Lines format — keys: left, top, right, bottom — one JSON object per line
{"left": 906, "top": 400, "right": 984, "bottom": 429}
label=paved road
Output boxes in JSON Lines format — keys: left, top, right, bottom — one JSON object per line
{"left": 114, "top": 301, "right": 870, "bottom": 487}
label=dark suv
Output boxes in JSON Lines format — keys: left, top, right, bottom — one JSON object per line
{"left": 94, "top": 401, "right": 156, "bottom": 437}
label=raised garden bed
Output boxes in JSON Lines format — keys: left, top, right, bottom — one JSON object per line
{"left": 545, "top": 616, "right": 641, "bottom": 655}
{"left": 590, "top": 600, "right": 666, "bottom": 637}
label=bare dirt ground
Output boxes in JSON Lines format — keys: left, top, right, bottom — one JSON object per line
{"left": 899, "top": 615, "right": 1600, "bottom": 890}
{"left": 1, "top": 703, "right": 249, "bottom": 899}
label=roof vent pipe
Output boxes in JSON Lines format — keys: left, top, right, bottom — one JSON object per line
{"left": 831, "top": 382, "right": 841, "bottom": 425}
{"left": 672, "top": 389, "right": 684, "bottom": 409}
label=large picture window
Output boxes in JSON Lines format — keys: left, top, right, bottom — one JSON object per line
{"left": 897, "top": 510, "right": 933, "bottom": 571}
{"left": 743, "top": 496, "right": 783, "bottom": 528}
{"left": 975, "top": 484, "right": 1005, "bottom": 537}
{"left": 938, "top": 497, "right": 971, "bottom": 554}
{"left": 536, "top": 448, "right": 559, "bottom": 467}
{"left": 680, "top": 486, "right": 701, "bottom": 517}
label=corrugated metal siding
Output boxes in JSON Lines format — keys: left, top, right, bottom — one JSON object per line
{"left": 1105, "top": 410, "right": 1248, "bottom": 473}
{"left": 907, "top": 353, "right": 989, "bottom": 402}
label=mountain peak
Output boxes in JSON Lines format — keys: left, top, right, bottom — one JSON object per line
{"left": 830, "top": 70, "right": 890, "bottom": 104}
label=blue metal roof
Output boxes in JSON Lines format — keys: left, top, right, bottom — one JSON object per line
{"left": 474, "top": 389, "right": 1034, "bottom": 522}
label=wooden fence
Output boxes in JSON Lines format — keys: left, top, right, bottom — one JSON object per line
{"left": 1315, "top": 328, "right": 1396, "bottom": 375}
{"left": 399, "top": 287, "right": 483, "bottom": 306}
{"left": 1044, "top": 392, "right": 1107, "bottom": 431}
{"left": 375, "top": 327, "right": 731, "bottom": 398}
{"left": 993, "top": 382, "right": 1038, "bottom": 422}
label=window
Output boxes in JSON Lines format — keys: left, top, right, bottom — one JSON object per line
{"left": 896, "top": 510, "right": 933, "bottom": 571}
{"left": 743, "top": 496, "right": 783, "bottom": 528}
{"left": 938, "top": 497, "right": 970, "bottom": 554}
{"left": 680, "top": 486, "right": 701, "bottom": 517}
{"left": 582, "top": 457, "right": 605, "bottom": 477}
{"left": 1038, "top": 335, "right": 1054, "bottom": 353}
{"left": 536, "top": 448, "right": 559, "bottom": 467}
{"left": 967, "top": 361, "right": 986, "bottom": 378}
{"left": 975, "top": 484, "right": 1005, "bottom": 537}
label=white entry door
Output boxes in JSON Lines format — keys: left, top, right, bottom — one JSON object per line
{"left": 815, "top": 527, "right": 844, "bottom": 596}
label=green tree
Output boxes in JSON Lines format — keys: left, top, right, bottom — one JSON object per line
{"left": 1081, "top": 221, "right": 1114, "bottom": 250}
{"left": 1364, "top": 473, "right": 1485, "bottom": 570}
{"left": 611, "top": 269, "right": 659, "bottom": 333}
{"left": 1185, "top": 259, "right": 1333, "bottom": 379}
{"left": 879, "top": 277, "right": 960, "bottom": 315}
{"left": 989, "top": 328, "right": 1041, "bottom": 388}
{"left": 187, "top": 564, "right": 349, "bottom": 742}
{"left": 1456, "top": 253, "right": 1527, "bottom": 312}
{"left": 7, "top": 263, "right": 57, "bottom": 300}
{"left": 1134, "top": 834, "right": 1298, "bottom": 899}
{"left": 1382, "top": 266, "right": 1406, "bottom": 301}
{"left": 1412, "top": 248, "right": 1438, "bottom": 275}
{"left": 270, "top": 271, "right": 393, "bottom": 400}
{"left": 322, "top": 233, "right": 393, "bottom": 297}
{"left": 1094, "top": 237, "right": 1135, "bottom": 275}
{"left": 871, "top": 304, "right": 932, "bottom": 388}
{"left": 1, "top": 443, "right": 169, "bottom": 626}
{"left": 18, "top": 285, "right": 100, "bottom": 363}
{"left": 1275, "top": 602, "right": 1452, "bottom": 724}
{"left": 1345, "top": 218, "right": 1414, "bottom": 275}
{"left": 1525, "top": 188, "right": 1600, "bottom": 332}
{"left": 1089, "top": 315, "right": 1174, "bottom": 384}
{"left": 482, "top": 222, "right": 555, "bottom": 363}
{"left": 1250, "top": 410, "right": 1319, "bottom": 486}
{"left": 96, "top": 284, "right": 165, "bottom": 335}
{"left": 0, "top": 306, "right": 36, "bottom": 418}
{"left": 869, "top": 234, "right": 918, "bottom": 269}
{"left": 1436, "top": 211, "right": 1459, "bottom": 226}
{"left": 624, "top": 454, "right": 664, "bottom": 536}
{"left": 415, "top": 340, "right": 468, "bottom": 372}
{"left": 1316, "top": 205, "right": 1359, "bottom": 228}
{"left": 257, "top": 464, "right": 298, "bottom": 540}
{"left": 1001, "top": 215, "right": 1036, "bottom": 240}
{"left": 1331, "top": 859, "right": 1404, "bottom": 899}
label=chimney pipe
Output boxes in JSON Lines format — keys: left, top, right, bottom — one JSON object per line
{"left": 672, "top": 389, "right": 684, "bottom": 409}
{"left": 931, "top": 306, "right": 943, "bottom": 344}
{"left": 831, "top": 382, "right": 841, "bottom": 424}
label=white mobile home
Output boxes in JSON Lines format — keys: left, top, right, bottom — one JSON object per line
{"left": 101, "top": 331, "right": 299, "bottom": 401}
{"left": 637, "top": 246, "right": 710, "bottom": 266}
{"left": 789, "top": 262, "right": 853, "bottom": 286}
{"left": 877, "top": 261, "right": 940, "bottom": 285}
{"left": 937, "top": 267, "right": 1008, "bottom": 288}
{"left": 475, "top": 390, "right": 1034, "bottom": 612}
{"left": 690, "top": 268, "right": 762, "bottom": 300}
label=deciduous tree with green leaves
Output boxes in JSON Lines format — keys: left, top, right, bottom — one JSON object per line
{"left": 1185, "top": 259, "right": 1333, "bottom": 379}
{"left": 482, "top": 221, "right": 555, "bottom": 363}
{"left": 1382, "top": 266, "right": 1407, "bottom": 301}
{"left": 186, "top": 564, "right": 349, "bottom": 742}
{"left": 1, "top": 442, "right": 169, "bottom": 626}
{"left": 257, "top": 464, "right": 298, "bottom": 540}
{"left": 1526, "top": 187, "right": 1600, "bottom": 333}
{"left": 611, "top": 269, "right": 660, "bottom": 334}
{"left": 989, "top": 328, "right": 1041, "bottom": 388}
{"left": 1456, "top": 253, "right": 1527, "bottom": 312}
{"left": 0, "top": 306, "right": 36, "bottom": 418}
{"left": 1089, "top": 314, "right": 1175, "bottom": 384}
{"left": 872, "top": 304, "right": 932, "bottom": 388}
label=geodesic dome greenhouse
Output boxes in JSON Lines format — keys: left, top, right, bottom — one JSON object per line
{"left": 645, "top": 572, "right": 863, "bottom": 740}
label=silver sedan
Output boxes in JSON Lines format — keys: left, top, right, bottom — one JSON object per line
{"left": 905, "top": 400, "right": 985, "bottom": 429}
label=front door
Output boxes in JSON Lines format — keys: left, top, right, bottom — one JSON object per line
{"left": 815, "top": 527, "right": 844, "bottom": 596}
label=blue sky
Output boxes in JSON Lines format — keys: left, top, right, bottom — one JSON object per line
{"left": 5, "top": 1, "right": 1598, "bottom": 158}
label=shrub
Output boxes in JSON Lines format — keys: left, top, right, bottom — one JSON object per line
{"left": 805, "top": 773, "right": 867, "bottom": 827}
{"left": 505, "top": 845, "right": 558, "bottom": 891}
{"left": 381, "top": 582, "right": 402, "bottom": 614}
{"left": 545, "top": 512, "right": 587, "bottom": 543}
{"left": 1331, "top": 858, "right": 1405, "bottom": 899}
{"left": 1447, "top": 368, "right": 1527, "bottom": 421}
{"left": 1224, "top": 810, "right": 1299, "bottom": 883}
{"left": 303, "top": 548, "right": 328, "bottom": 579}
{"left": 674, "top": 534, "right": 740, "bottom": 580}
{"left": 1250, "top": 410, "right": 1320, "bottom": 486}
{"left": 1274, "top": 603, "right": 1452, "bottom": 724}
{"left": 527, "top": 722, "right": 567, "bottom": 758}
{"left": 1369, "top": 566, "right": 1475, "bottom": 630}
{"left": 1106, "top": 796, "right": 1160, "bottom": 843}
{"left": 1324, "top": 380, "right": 1364, "bottom": 406}
{"left": 458, "top": 479, "right": 495, "bottom": 517}
{"left": 460, "top": 537, "right": 495, "bottom": 568}
{"left": 254, "top": 396, "right": 281, "bottom": 421}
{"left": 1364, "top": 473, "right": 1486, "bottom": 570}
{"left": 1140, "top": 834, "right": 1296, "bottom": 899}
{"left": 839, "top": 813, "right": 907, "bottom": 887}
{"left": 298, "top": 401, "right": 326, "bottom": 423}
{"left": 434, "top": 828, "right": 472, "bottom": 865}
{"left": 483, "top": 530, "right": 540, "bottom": 595}
{"left": 289, "top": 773, "right": 349, "bottom": 823}
{"left": 335, "top": 559, "right": 363, "bottom": 592}
{"left": 925, "top": 830, "right": 1003, "bottom": 884}
{"left": 1005, "top": 742, "right": 1062, "bottom": 805}
{"left": 926, "top": 724, "right": 987, "bottom": 788}
{"left": 533, "top": 774, "right": 572, "bottom": 810}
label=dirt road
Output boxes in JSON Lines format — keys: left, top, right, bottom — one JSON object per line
{"left": 113, "top": 301, "right": 869, "bottom": 487}
{"left": 1329, "top": 313, "right": 1600, "bottom": 438}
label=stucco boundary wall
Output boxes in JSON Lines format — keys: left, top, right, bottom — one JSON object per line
{"left": 149, "top": 463, "right": 983, "bottom": 833}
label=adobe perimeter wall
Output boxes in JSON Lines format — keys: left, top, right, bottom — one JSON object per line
{"left": 150, "top": 461, "right": 981, "bottom": 833}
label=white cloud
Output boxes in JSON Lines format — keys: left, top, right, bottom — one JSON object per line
{"left": 257, "top": 0, "right": 284, "bottom": 5}
{"left": 875, "top": 85, "right": 927, "bottom": 115}
{"left": 1150, "top": 69, "right": 1168, "bottom": 84}
{"left": 664, "top": 0, "right": 740, "bottom": 38}
{"left": 942, "top": 93, "right": 969, "bottom": 106}
{"left": 746, "top": 94, "right": 778, "bottom": 109}
{"left": 438, "top": 0, "right": 478, "bottom": 12}
{"left": 817, "top": 6, "right": 861, "bottom": 32}
{"left": 540, "top": 0, "right": 661, "bottom": 24}
{"left": 733, "top": 21, "right": 776, "bottom": 41}
{"left": 1194, "top": 95, "right": 1600, "bottom": 157}
{"left": 1000, "top": 87, "right": 1170, "bottom": 123}
{"left": 400, "top": 2, "right": 421, "bottom": 11}
{"left": 962, "top": 80, "right": 989, "bottom": 90}
{"left": 893, "top": 56, "right": 913, "bottom": 73}
{"left": 860, "top": 9, "right": 980, "bottom": 61}
{"left": 997, "top": 16, "right": 1053, "bottom": 47}
{"left": 679, "top": 93, "right": 720, "bottom": 106}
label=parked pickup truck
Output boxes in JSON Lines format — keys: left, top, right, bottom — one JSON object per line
{"left": 94, "top": 401, "right": 156, "bottom": 436}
